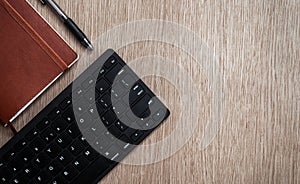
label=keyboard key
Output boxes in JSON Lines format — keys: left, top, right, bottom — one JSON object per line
{"left": 9, "top": 157, "right": 24, "bottom": 173}
{"left": 82, "top": 77, "right": 96, "bottom": 89}
{"left": 35, "top": 170, "right": 51, "bottom": 183}
{"left": 66, "top": 124, "right": 81, "bottom": 139}
{"left": 123, "top": 112, "right": 135, "bottom": 126}
{"left": 74, "top": 99, "right": 89, "bottom": 114}
{"left": 116, "top": 67, "right": 127, "bottom": 78}
{"left": 104, "top": 130, "right": 116, "bottom": 142}
{"left": 138, "top": 117, "right": 152, "bottom": 128}
{"left": 129, "top": 82, "right": 145, "bottom": 104}
{"left": 36, "top": 118, "right": 50, "bottom": 130}
{"left": 51, "top": 118, "right": 68, "bottom": 133}
{"left": 94, "top": 136, "right": 110, "bottom": 152}
{"left": 101, "top": 109, "right": 116, "bottom": 126}
{"left": 51, "top": 175, "right": 67, "bottom": 184}
{"left": 108, "top": 125, "right": 122, "bottom": 138}
{"left": 34, "top": 153, "right": 50, "bottom": 168}
{"left": 79, "top": 136, "right": 88, "bottom": 143}
{"left": 41, "top": 128, "right": 57, "bottom": 143}
{"left": 29, "top": 137, "right": 45, "bottom": 153}
{"left": 112, "top": 101, "right": 126, "bottom": 115}
{"left": 73, "top": 87, "right": 84, "bottom": 99}
{"left": 126, "top": 110, "right": 137, "bottom": 122}
{"left": 45, "top": 143, "right": 62, "bottom": 158}
{"left": 23, "top": 163, "right": 38, "bottom": 178}
{"left": 105, "top": 63, "right": 122, "bottom": 83}
{"left": 87, "top": 106, "right": 99, "bottom": 119}
{"left": 80, "top": 136, "right": 90, "bottom": 146}
{"left": 77, "top": 112, "right": 93, "bottom": 129}
{"left": 56, "top": 132, "right": 72, "bottom": 148}
{"left": 153, "top": 108, "right": 166, "bottom": 121}
{"left": 117, "top": 135, "right": 132, "bottom": 151}
{"left": 57, "top": 150, "right": 73, "bottom": 165}
{"left": 83, "top": 147, "right": 99, "bottom": 161}
{"left": 59, "top": 97, "right": 72, "bottom": 109}
{"left": 115, "top": 120, "right": 128, "bottom": 132}
{"left": 3, "top": 149, "right": 16, "bottom": 162}
{"left": 72, "top": 155, "right": 89, "bottom": 171}
{"left": 120, "top": 74, "right": 135, "bottom": 89}
{"left": 0, "top": 161, "right": 4, "bottom": 168}
{"left": 79, "top": 135, "right": 91, "bottom": 150}
{"left": 132, "top": 94, "right": 152, "bottom": 117}
{"left": 78, "top": 135, "right": 89, "bottom": 144}
{"left": 93, "top": 68, "right": 106, "bottom": 79}
{"left": 95, "top": 103, "right": 105, "bottom": 116}
{"left": 0, "top": 166, "right": 13, "bottom": 182}
{"left": 25, "top": 128, "right": 39, "bottom": 141}
{"left": 48, "top": 107, "right": 61, "bottom": 120}
{"left": 14, "top": 139, "right": 28, "bottom": 152}
{"left": 79, "top": 136, "right": 89, "bottom": 147}
{"left": 84, "top": 89, "right": 98, "bottom": 103}
{"left": 88, "top": 123, "right": 102, "bottom": 138}
{"left": 96, "top": 79, "right": 110, "bottom": 93}
{"left": 20, "top": 147, "right": 35, "bottom": 163}
{"left": 69, "top": 140, "right": 84, "bottom": 156}
{"left": 12, "top": 173, "right": 29, "bottom": 184}
{"left": 131, "top": 130, "right": 144, "bottom": 142}
{"left": 111, "top": 83, "right": 126, "bottom": 99}
{"left": 98, "top": 93, "right": 111, "bottom": 109}
{"left": 104, "top": 57, "right": 116, "bottom": 69}
{"left": 143, "top": 119, "right": 155, "bottom": 129}
{"left": 47, "top": 160, "right": 63, "bottom": 176}
{"left": 62, "top": 165, "right": 78, "bottom": 181}
{"left": 62, "top": 107, "right": 75, "bottom": 123}
{"left": 104, "top": 145, "right": 121, "bottom": 161}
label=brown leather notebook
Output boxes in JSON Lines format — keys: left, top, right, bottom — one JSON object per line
{"left": 0, "top": 0, "right": 78, "bottom": 123}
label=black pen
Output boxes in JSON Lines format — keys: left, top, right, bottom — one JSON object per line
{"left": 40, "top": 0, "right": 94, "bottom": 50}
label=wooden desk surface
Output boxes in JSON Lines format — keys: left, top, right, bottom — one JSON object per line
{"left": 1, "top": 0, "right": 299, "bottom": 183}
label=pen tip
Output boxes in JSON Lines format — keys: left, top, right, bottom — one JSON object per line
{"left": 87, "top": 43, "right": 94, "bottom": 50}
{"left": 83, "top": 38, "right": 94, "bottom": 50}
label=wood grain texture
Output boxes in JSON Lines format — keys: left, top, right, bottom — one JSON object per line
{"left": 1, "top": 0, "right": 299, "bottom": 183}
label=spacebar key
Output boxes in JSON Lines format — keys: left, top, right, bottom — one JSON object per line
{"left": 73, "top": 155, "right": 112, "bottom": 184}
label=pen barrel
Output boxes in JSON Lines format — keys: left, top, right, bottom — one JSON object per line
{"left": 64, "top": 18, "right": 88, "bottom": 46}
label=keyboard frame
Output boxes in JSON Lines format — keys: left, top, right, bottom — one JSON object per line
{"left": 0, "top": 49, "right": 170, "bottom": 184}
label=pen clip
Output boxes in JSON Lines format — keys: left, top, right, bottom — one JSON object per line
{"left": 40, "top": 0, "right": 47, "bottom": 5}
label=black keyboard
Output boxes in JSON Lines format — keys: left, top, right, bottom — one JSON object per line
{"left": 0, "top": 49, "right": 170, "bottom": 184}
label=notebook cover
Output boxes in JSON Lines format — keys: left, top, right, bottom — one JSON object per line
{"left": 0, "top": 0, "right": 78, "bottom": 123}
